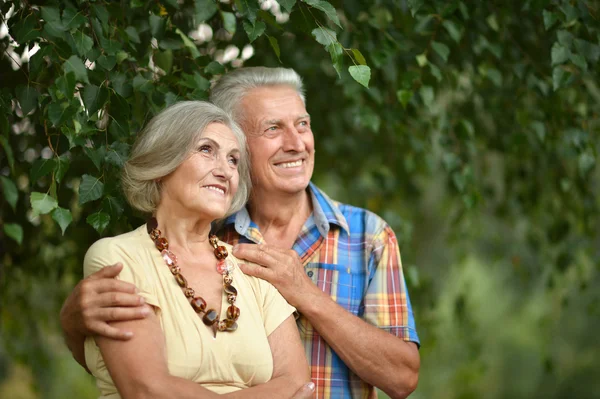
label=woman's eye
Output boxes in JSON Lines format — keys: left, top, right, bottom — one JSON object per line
{"left": 198, "top": 145, "right": 212, "bottom": 153}
{"left": 228, "top": 156, "right": 239, "bottom": 166}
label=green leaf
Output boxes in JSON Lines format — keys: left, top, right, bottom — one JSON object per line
{"left": 570, "top": 53, "right": 587, "bottom": 71}
{"left": 154, "top": 50, "right": 174, "bottom": 74}
{"left": 235, "top": 0, "right": 260, "bottom": 23}
{"left": 486, "top": 13, "right": 499, "bottom": 32}
{"left": 431, "top": 41, "right": 450, "bottom": 62}
{"left": 419, "top": 85, "right": 434, "bottom": 108}
{"left": 16, "top": 86, "right": 39, "bottom": 115}
{"left": 103, "top": 195, "right": 125, "bottom": 219}
{"left": 552, "top": 66, "right": 567, "bottom": 90}
{"left": 55, "top": 73, "right": 76, "bottom": 99}
{"left": 181, "top": 72, "right": 211, "bottom": 91}
{"left": 267, "top": 35, "right": 281, "bottom": 62}
{"left": 277, "top": 0, "right": 296, "bottom": 13}
{"left": 62, "top": 8, "right": 86, "bottom": 29}
{"left": 243, "top": 20, "right": 266, "bottom": 43}
{"left": 55, "top": 154, "right": 70, "bottom": 183}
{"left": 348, "top": 65, "right": 371, "bottom": 88}
{"left": 204, "top": 61, "right": 225, "bottom": 75}
{"left": 574, "top": 39, "right": 600, "bottom": 62}
{"left": 302, "top": 0, "right": 341, "bottom": 28}
{"left": 551, "top": 42, "right": 571, "bottom": 65}
{"left": 52, "top": 207, "right": 73, "bottom": 235}
{"left": 87, "top": 211, "right": 110, "bottom": 234}
{"left": 0, "top": 136, "right": 15, "bottom": 172}
{"left": 221, "top": 11, "right": 237, "bottom": 34}
{"left": 397, "top": 90, "right": 413, "bottom": 108}
{"left": 30, "top": 158, "right": 56, "bottom": 182}
{"left": 149, "top": 14, "right": 165, "bottom": 39}
{"left": 0, "top": 176, "right": 18, "bottom": 211}
{"left": 12, "top": 13, "right": 41, "bottom": 43}
{"left": 133, "top": 74, "right": 153, "bottom": 93}
{"left": 125, "top": 26, "right": 141, "bottom": 44}
{"left": 543, "top": 10, "right": 558, "bottom": 30}
{"left": 429, "top": 63, "right": 442, "bottom": 82}
{"left": 84, "top": 146, "right": 106, "bottom": 171}
{"left": 416, "top": 53, "right": 428, "bottom": 67}
{"left": 105, "top": 142, "right": 130, "bottom": 167}
{"left": 4, "top": 223, "right": 23, "bottom": 245}
{"left": 328, "top": 42, "right": 344, "bottom": 77}
{"left": 30, "top": 192, "right": 58, "bottom": 215}
{"left": 557, "top": 30, "right": 574, "bottom": 47}
{"left": 578, "top": 151, "right": 595, "bottom": 176}
{"left": 40, "top": 6, "right": 65, "bottom": 37}
{"left": 311, "top": 27, "right": 337, "bottom": 47}
{"left": 79, "top": 175, "right": 104, "bottom": 204}
{"left": 442, "top": 20, "right": 463, "bottom": 43}
{"left": 407, "top": 0, "right": 424, "bottom": 17}
{"left": 83, "top": 85, "right": 109, "bottom": 117}
{"left": 92, "top": 4, "right": 110, "bottom": 31}
{"left": 175, "top": 28, "right": 201, "bottom": 58}
{"left": 97, "top": 55, "right": 117, "bottom": 71}
{"left": 63, "top": 55, "right": 89, "bottom": 83}
{"left": 48, "top": 102, "right": 72, "bottom": 127}
{"left": 351, "top": 49, "right": 367, "bottom": 66}
{"left": 195, "top": 0, "right": 218, "bottom": 22}
{"left": 70, "top": 30, "right": 94, "bottom": 56}
{"left": 485, "top": 68, "right": 502, "bottom": 87}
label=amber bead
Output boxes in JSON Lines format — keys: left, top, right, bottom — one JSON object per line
{"left": 174, "top": 273, "right": 187, "bottom": 288}
{"left": 150, "top": 229, "right": 160, "bottom": 240}
{"left": 191, "top": 297, "right": 207, "bottom": 313}
{"left": 214, "top": 246, "right": 228, "bottom": 260}
{"left": 218, "top": 319, "right": 238, "bottom": 332}
{"left": 184, "top": 288, "right": 195, "bottom": 298}
{"left": 202, "top": 309, "right": 219, "bottom": 326}
{"left": 227, "top": 305, "right": 240, "bottom": 321}
{"left": 227, "top": 294, "right": 236, "bottom": 304}
{"left": 155, "top": 237, "right": 169, "bottom": 250}
{"left": 223, "top": 274, "right": 233, "bottom": 284}
{"left": 209, "top": 235, "right": 219, "bottom": 247}
{"left": 224, "top": 284, "right": 237, "bottom": 296}
{"left": 169, "top": 265, "right": 180, "bottom": 275}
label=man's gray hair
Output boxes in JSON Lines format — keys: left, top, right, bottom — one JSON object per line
{"left": 210, "top": 66, "right": 305, "bottom": 125}
{"left": 122, "top": 101, "right": 251, "bottom": 217}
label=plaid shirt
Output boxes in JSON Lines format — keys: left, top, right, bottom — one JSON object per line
{"left": 217, "top": 183, "right": 419, "bottom": 399}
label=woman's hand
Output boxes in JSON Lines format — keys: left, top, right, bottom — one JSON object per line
{"left": 291, "top": 382, "right": 315, "bottom": 399}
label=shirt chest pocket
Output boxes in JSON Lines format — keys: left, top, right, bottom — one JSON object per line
{"left": 305, "top": 263, "right": 366, "bottom": 316}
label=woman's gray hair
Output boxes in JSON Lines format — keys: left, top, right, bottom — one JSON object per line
{"left": 122, "top": 101, "right": 251, "bottom": 217}
{"left": 209, "top": 66, "right": 305, "bottom": 125}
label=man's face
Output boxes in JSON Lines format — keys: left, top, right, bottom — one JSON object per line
{"left": 239, "top": 85, "right": 315, "bottom": 197}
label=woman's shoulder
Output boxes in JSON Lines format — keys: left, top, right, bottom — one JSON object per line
{"left": 87, "top": 224, "right": 149, "bottom": 256}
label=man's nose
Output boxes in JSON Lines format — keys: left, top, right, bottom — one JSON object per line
{"left": 282, "top": 127, "right": 305, "bottom": 152}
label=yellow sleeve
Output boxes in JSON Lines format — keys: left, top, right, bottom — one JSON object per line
{"left": 258, "top": 278, "right": 296, "bottom": 336}
{"left": 83, "top": 237, "right": 160, "bottom": 310}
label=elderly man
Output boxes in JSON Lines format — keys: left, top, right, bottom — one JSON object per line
{"left": 61, "top": 67, "right": 420, "bottom": 398}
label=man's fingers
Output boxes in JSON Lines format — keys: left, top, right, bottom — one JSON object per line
{"left": 239, "top": 262, "right": 273, "bottom": 281}
{"left": 93, "top": 305, "right": 151, "bottom": 323}
{"left": 291, "top": 382, "right": 315, "bottom": 399}
{"left": 95, "top": 291, "right": 145, "bottom": 308}
{"left": 233, "top": 244, "right": 279, "bottom": 267}
{"left": 87, "top": 263, "right": 123, "bottom": 280}
{"left": 92, "top": 322, "right": 134, "bottom": 341}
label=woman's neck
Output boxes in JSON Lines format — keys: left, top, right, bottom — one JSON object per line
{"left": 154, "top": 205, "right": 213, "bottom": 254}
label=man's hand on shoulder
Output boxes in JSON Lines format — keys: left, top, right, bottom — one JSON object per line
{"left": 233, "top": 244, "right": 320, "bottom": 309}
{"left": 60, "top": 263, "right": 149, "bottom": 341}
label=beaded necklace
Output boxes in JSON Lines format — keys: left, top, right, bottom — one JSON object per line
{"left": 147, "top": 217, "right": 240, "bottom": 332}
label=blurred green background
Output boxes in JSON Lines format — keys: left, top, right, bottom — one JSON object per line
{"left": 1, "top": 0, "right": 599, "bottom": 398}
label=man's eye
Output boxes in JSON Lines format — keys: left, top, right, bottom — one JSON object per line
{"left": 266, "top": 126, "right": 277, "bottom": 132}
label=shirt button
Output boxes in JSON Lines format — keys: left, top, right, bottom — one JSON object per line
{"left": 307, "top": 271, "right": 314, "bottom": 278}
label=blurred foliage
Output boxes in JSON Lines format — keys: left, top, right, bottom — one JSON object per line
{"left": 1, "top": 0, "right": 599, "bottom": 398}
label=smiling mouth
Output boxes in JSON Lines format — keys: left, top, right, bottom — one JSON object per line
{"left": 203, "top": 185, "right": 226, "bottom": 195}
{"left": 276, "top": 160, "right": 303, "bottom": 168}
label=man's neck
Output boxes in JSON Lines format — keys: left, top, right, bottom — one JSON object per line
{"left": 248, "top": 187, "right": 313, "bottom": 249}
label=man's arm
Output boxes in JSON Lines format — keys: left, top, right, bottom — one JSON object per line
{"left": 59, "top": 263, "right": 149, "bottom": 371}
{"left": 234, "top": 244, "right": 420, "bottom": 399}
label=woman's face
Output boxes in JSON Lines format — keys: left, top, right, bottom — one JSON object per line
{"left": 159, "top": 122, "right": 241, "bottom": 221}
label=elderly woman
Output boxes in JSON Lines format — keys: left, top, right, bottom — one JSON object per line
{"left": 83, "top": 101, "right": 310, "bottom": 398}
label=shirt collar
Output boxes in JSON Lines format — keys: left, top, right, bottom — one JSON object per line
{"left": 223, "top": 182, "right": 350, "bottom": 238}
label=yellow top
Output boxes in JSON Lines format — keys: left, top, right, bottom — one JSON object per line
{"left": 84, "top": 225, "right": 295, "bottom": 398}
